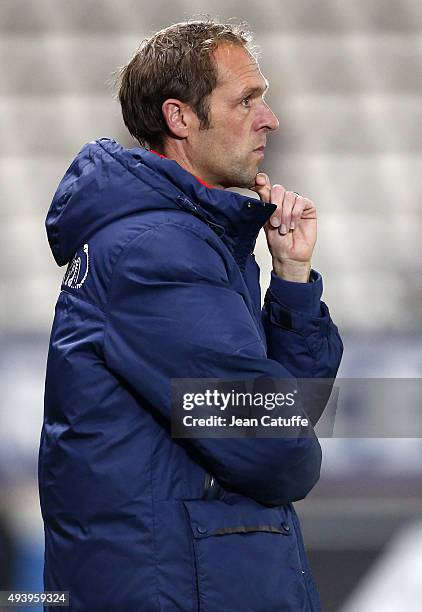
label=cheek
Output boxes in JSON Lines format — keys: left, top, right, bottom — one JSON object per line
{"left": 208, "top": 115, "right": 250, "bottom": 153}
{"left": 215, "top": 128, "right": 239, "bottom": 149}
{"left": 223, "top": 121, "right": 250, "bottom": 146}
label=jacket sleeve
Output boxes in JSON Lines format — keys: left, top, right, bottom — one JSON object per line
{"left": 103, "top": 222, "right": 322, "bottom": 506}
{"left": 262, "top": 271, "right": 343, "bottom": 425}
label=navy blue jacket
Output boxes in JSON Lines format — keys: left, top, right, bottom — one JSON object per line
{"left": 39, "top": 138, "right": 343, "bottom": 611}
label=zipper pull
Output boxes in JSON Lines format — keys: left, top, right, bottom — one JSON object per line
{"left": 176, "top": 195, "right": 199, "bottom": 214}
{"left": 175, "top": 195, "right": 225, "bottom": 237}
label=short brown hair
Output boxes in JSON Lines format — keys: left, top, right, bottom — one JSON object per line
{"left": 116, "top": 17, "right": 257, "bottom": 150}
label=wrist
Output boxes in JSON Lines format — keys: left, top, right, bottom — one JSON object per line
{"left": 272, "top": 258, "right": 311, "bottom": 283}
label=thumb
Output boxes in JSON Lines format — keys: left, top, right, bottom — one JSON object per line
{"left": 251, "top": 172, "right": 271, "bottom": 202}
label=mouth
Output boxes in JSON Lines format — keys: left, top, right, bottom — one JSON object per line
{"left": 253, "top": 146, "right": 266, "bottom": 155}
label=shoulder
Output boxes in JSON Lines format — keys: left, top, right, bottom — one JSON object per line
{"left": 111, "top": 216, "right": 230, "bottom": 286}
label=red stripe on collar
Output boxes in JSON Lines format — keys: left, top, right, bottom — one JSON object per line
{"left": 150, "top": 149, "right": 215, "bottom": 189}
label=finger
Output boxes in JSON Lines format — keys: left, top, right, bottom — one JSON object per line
{"left": 300, "top": 196, "right": 317, "bottom": 219}
{"left": 268, "top": 184, "right": 286, "bottom": 228}
{"left": 290, "top": 195, "right": 307, "bottom": 230}
{"left": 279, "top": 191, "right": 296, "bottom": 235}
{"left": 251, "top": 173, "right": 271, "bottom": 202}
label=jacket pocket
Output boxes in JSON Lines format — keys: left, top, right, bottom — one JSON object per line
{"left": 183, "top": 498, "right": 308, "bottom": 612}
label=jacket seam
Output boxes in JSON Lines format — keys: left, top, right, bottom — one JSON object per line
{"left": 181, "top": 503, "right": 201, "bottom": 612}
{"left": 149, "top": 437, "right": 161, "bottom": 611}
{"left": 104, "top": 220, "right": 229, "bottom": 318}
{"left": 234, "top": 338, "right": 265, "bottom": 356}
{"left": 59, "top": 288, "right": 106, "bottom": 317}
{"left": 104, "top": 225, "right": 154, "bottom": 308}
{"left": 302, "top": 334, "right": 318, "bottom": 378}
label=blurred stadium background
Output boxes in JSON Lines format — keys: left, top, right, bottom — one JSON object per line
{"left": 0, "top": 1, "right": 421, "bottom": 610}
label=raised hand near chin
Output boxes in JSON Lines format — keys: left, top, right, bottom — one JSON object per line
{"left": 251, "top": 173, "right": 317, "bottom": 283}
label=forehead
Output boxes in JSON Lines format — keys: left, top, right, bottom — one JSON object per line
{"left": 212, "top": 43, "right": 268, "bottom": 94}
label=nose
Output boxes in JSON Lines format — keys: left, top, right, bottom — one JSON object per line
{"left": 265, "top": 103, "right": 280, "bottom": 132}
{"left": 257, "top": 101, "right": 279, "bottom": 133}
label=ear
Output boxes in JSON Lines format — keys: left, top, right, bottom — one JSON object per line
{"left": 161, "top": 98, "right": 192, "bottom": 139}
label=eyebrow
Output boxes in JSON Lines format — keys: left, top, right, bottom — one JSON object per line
{"left": 239, "top": 79, "right": 269, "bottom": 98}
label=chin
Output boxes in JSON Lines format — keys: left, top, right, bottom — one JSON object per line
{"left": 219, "top": 160, "right": 256, "bottom": 190}
{"left": 225, "top": 177, "right": 255, "bottom": 190}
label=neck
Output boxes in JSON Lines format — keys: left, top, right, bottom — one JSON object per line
{"left": 155, "top": 140, "right": 222, "bottom": 190}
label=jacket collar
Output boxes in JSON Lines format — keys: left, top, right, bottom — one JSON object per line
{"left": 136, "top": 147, "right": 277, "bottom": 266}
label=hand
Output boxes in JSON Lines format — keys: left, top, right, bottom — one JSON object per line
{"left": 251, "top": 173, "right": 317, "bottom": 282}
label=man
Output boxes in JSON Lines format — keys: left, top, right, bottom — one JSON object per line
{"left": 39, "top": 18, "right": 343, "bottom": 611}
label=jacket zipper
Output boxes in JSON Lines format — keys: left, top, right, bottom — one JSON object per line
{"left": 289, "top": 505, "right": 317, "bottom": 611}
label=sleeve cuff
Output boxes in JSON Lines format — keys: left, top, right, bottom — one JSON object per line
{"left": 267, "top": 269, "right": 323, "bottom": 316}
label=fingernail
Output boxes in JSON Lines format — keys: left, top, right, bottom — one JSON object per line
{"left": 270, "top": 216, "right": 281, "bottom": 227}
{"left": 290, "top": 221, "right": 295, "bottom": 230}
{"left": 280, "top": 224, "right": 287, "bottom": 234}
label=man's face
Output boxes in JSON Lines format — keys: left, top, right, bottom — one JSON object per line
{"left": 187, "top": 43, "right": 279, "bottom": 189}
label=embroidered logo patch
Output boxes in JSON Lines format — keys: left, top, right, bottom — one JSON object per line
{"left": 63, "top": 243, "right": 89, "bottom": 289}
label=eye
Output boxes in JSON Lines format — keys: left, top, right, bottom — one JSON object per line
{"left": 241, "top": 97, "right": 251, "bottom": 108}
